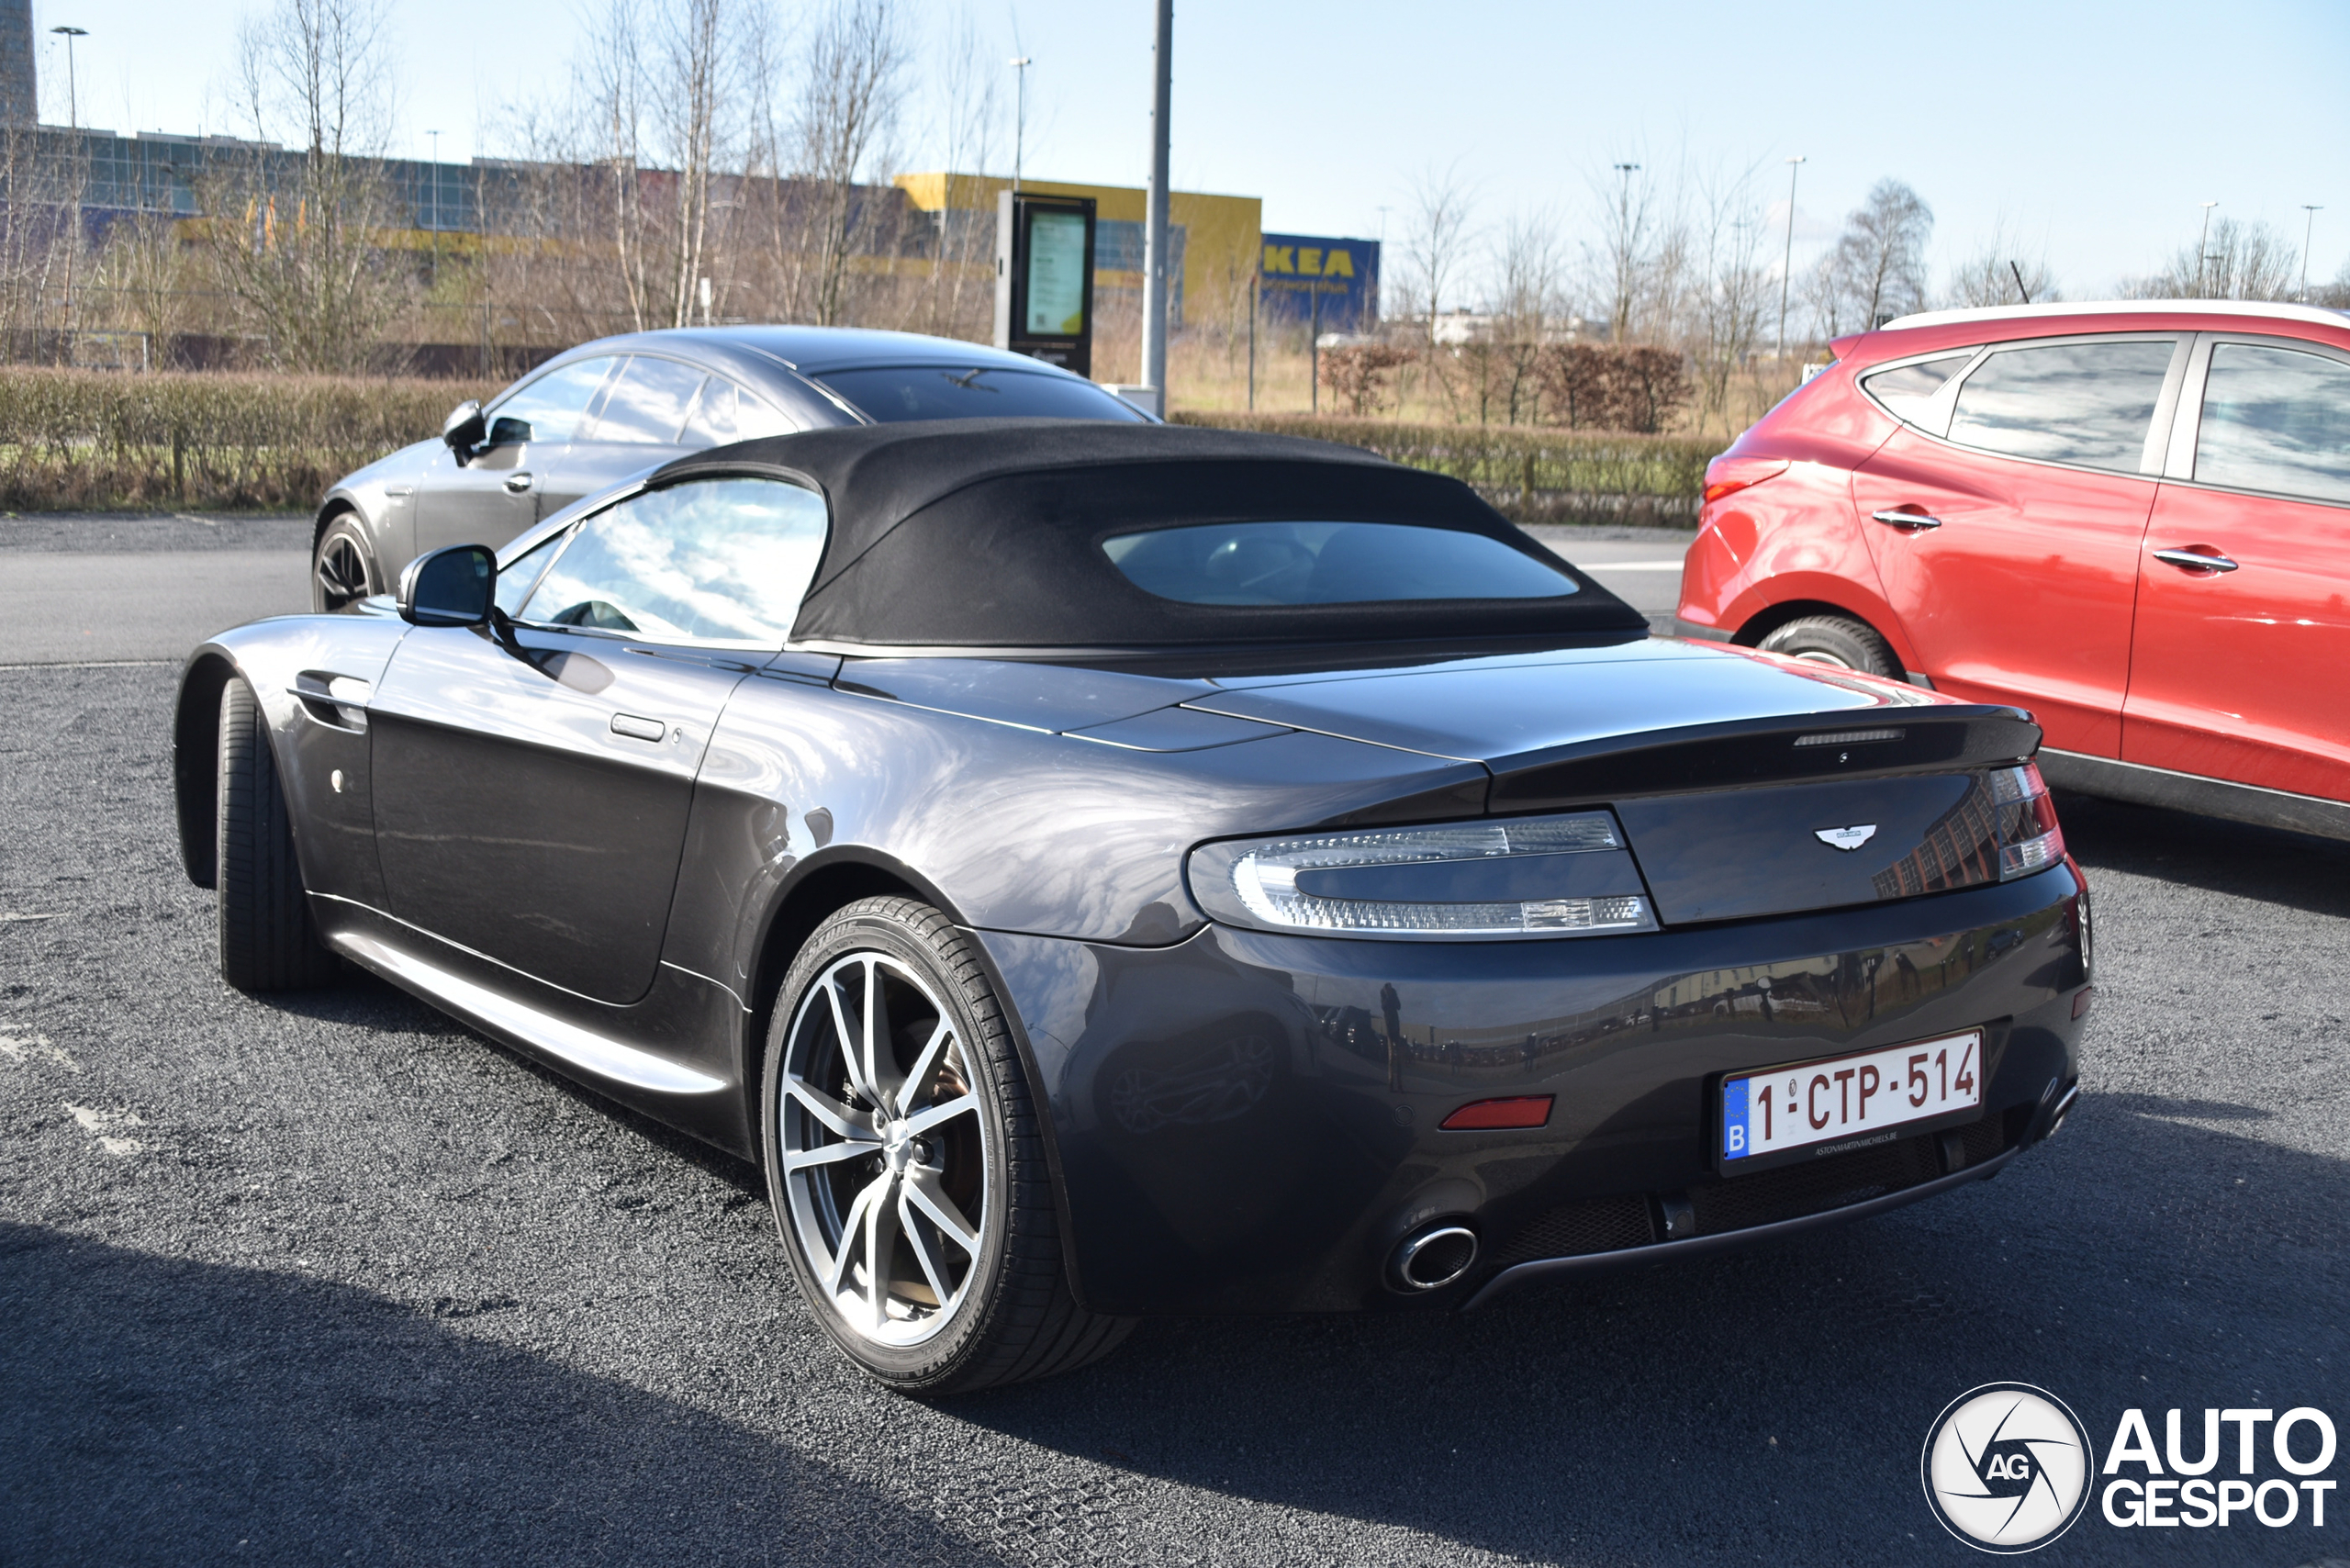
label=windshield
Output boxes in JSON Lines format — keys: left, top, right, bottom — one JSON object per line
{"left": 1102, "top": 521, "right": 1579, "bottom": 606}
{"left": 816, "top": 365, "right": 1149, "bottom": 423}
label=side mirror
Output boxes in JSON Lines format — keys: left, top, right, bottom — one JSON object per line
{"left": 441, "top": 399, "right": 486, "bottom": 461}
{"left": 397, "top": 544, "right": 496, "bottom": 628}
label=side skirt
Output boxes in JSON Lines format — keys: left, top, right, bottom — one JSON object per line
{"left": 316, "top": 897, "right": 759, "bottom": 1158}
{"left": 331, "top": 929, "right": 727, "bottom": 1095}
{"left": 2037, "top": 748, "right": 2350, "bottom": 844}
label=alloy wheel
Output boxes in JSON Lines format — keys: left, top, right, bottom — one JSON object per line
{"left": 777, "top": 951, "right": 990, "bottom": 1347}
{"left": 315, "top": 532, "right": 373, "bottom": 611}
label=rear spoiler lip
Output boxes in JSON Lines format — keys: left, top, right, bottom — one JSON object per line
{"left": 1483, "top": 704, "right": 2042, "bottom": 814}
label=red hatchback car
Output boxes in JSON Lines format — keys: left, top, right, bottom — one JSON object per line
{"left": 1677, "top": 299, "right": 2350, "bottom": 842}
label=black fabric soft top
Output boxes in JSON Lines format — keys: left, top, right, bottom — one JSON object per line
{"left": 650, "top": 419, "right": 1647, "bottom": 648}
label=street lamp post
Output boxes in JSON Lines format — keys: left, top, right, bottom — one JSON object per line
{"left": 2302, "top": 206, "right": 2323, "bottom": 303}
{"left": 50, "top": 26, "right": 85, "bottom": 130}
{"left": 1138, "top": 0, "right": 1172, "bottom": 410}
{"left": 2195, "top": 201, "right": 2219, "bottom": 297}
{"left": 50, "top": 26, "right": 88, "bottom": 353}
{"left": 1775, "top": 154, "right": 1805, "bottom": 363}
{"left": 1612, "top": 162, "right": 1639, "bottom": 340}
{"left": 1007, "top": 57, "right": 1032, "bottom": 194}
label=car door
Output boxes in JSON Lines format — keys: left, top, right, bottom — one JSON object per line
{"left": 1851, "top": 334, "right": 2185, "bottom": 756}
{"left": 366, "top": 474, "right": 830, "bottom": 1005}
{"left": 532, "top": 353, "right": 727, "bottom": 519}
{"left": 2123, "top": 333, "right": 2350, "bottom": 801}
{"left": 412, "top": 355, "right": 623, "bottom": 557}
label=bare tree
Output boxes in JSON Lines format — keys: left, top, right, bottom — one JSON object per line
{"left": 914, "top": 12, "right": 1000, "bottom": 338}
{"left": 1584, "top": 157, "right": 1661, "bottom": 342}
{"left": 207, "top": 0, "right": 408, "bottom": 371}
{"left": 1400, "top": 162, "right": 1474, "bottom": 416}
{"left": 1480, "top": 211, "right": 1563, "bottom": 422}
{"left": 1818, "top": 178, "right": 1934, "bottom": 331}
{"left": 2129, "top": 217, "right": 2300, "bottom": 300}
{"left": 796, "top": 0, "right": 909, "bottom": 326}
{"left": 1688, "top": 162, "right": 1770, "bottom": 435}
{"left": 1944, "top": 220, "right": 2058, "bottom": 308}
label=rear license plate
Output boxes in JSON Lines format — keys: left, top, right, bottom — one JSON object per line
{"left": 1719, "top": 1030, "right": 1982, "bottom": 1172}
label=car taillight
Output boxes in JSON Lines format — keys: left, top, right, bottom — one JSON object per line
{"left": 1989, "top": 764, "right": 2065, "bottom": 879}
{"left": 1701, "top": 458, "right": 1790, "bottom": 505}
{"left": 1185, "top": 812, "right": 1656, "bottom": 940}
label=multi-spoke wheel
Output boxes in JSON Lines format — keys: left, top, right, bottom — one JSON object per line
{"left": 760, "top": 897, "right": 1134, "bottom": 1394}
{"left": 778, "top": 950, "right": 989, "bottom": 1345}
{"left": 311, "top": 514, "right": 380, "bottom": 613}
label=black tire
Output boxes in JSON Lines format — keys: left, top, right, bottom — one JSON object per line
{"left": 312, "top": 512, "right": 380, "bottom": 613}
{"left": 761, "top": 897, "right": 1133, "bottom": 1394}
{"left": 217, "top": 678, "right": 339, "bottom": 991}
{"left": 1757, "top": 613, "right": 1901, "bottom": 678}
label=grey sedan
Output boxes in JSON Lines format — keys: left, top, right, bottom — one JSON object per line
{"left": 310, "top": 326, "right": 1151, "bottom": 610}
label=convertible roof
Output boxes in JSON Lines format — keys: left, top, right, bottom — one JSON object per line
{"left": 650, "top": 420, "right": 1647, "bottom": 649}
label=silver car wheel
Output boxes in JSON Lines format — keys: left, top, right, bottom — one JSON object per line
{"left": 778, "top": 951, "right": 990, "bottom": 1348}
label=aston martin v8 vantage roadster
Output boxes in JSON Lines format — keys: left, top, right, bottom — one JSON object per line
{"left": 175, "top": 421, "right": 2090, "bottom": 1394}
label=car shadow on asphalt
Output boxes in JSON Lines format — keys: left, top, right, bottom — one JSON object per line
{"left": 0, "top": 1221, "right": 998, "bottom": 1568}
{"left": 258, "top": 967, "right": 771, "bottom": 1205}
{"left": 946, "top": 1096, "right": 2349, "bottom": 1563}
{"left": 2055, "top": 789, "right": 2350, "bottom": 921}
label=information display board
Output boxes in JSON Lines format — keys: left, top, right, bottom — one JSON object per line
{"left": 994, "top": 192, "right": 1098, "bottom": 376}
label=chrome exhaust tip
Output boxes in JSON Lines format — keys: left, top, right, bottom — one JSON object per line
{"left": 1390, "top": 1223, "right": 1479, "bottom": 1293}
{"left": 2046, "top": 1082, "right": 2081, "bottom": 1137}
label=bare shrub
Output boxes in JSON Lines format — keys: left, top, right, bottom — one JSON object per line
{"left": 1318, "top": 342, "right": 1414, "bottom": 415}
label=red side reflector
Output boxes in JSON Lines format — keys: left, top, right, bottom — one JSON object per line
{"left": 1700, "top": 459, "right": 1789, "bottom": 505}
{"left": 2072, "top": 986, "right": 2095, "bottom": 1019}
{"left": 1440, "top": 1095, "right": 1554, "bottom": 1131}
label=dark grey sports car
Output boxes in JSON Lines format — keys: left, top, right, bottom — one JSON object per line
{"left": 176, "top": 421, "right": 2090, "bottom": 1394}
{"left": 310, "top": 325, "right": 1149, "bottom": 613}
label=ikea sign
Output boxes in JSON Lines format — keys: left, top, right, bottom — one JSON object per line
{"left": 1259, "top": 232, "right": 1380, "bottom": 332}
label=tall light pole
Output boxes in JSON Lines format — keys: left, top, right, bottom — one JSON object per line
{"left": 1139, "top": 0, "right": 1172, "bottom": 409}
{"left": 1007, "top": 57, "right": 1032, "bottom": 193}
{"left": 2195, "top": 200, "right": 2219, "bottom": 297}
{"left": 51, "top": 26, "right": 88, "bottom": 345}
{"left": 2301, "top": 205, "right": 2323, "bottom": 302}
{"left": 1611, "top": 162, "right": 1639, "bottom": 341}
{"left": 1776, "top": 154, "right": 1806, "bottom": 363}
{"left": 50, "top": 26, "right": 85, "bottom": 130}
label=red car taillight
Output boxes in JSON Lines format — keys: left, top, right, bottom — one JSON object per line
{"left": 1701, "top": 457, "right": 1790, "bottom": 505}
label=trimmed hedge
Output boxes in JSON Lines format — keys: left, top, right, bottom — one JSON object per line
{"left": 1170, "top": 410, "right": 1718, "bottom": 527}
{"left": 0, "top": 369, "right": 1721, "bottom": 521}
{"left": 0, "top": 368, "right": 496, "bottom": 511}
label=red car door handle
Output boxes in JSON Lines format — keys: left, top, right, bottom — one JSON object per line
{"left": 1870, "top": 509, "right": 1942, "bottom": 531}
{"left": 2152, "top": 548, "right": 2239, "bottom": 574}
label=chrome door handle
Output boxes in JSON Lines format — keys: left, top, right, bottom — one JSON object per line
{"left": 1871, "top": 509, "right": 1942, "bottom": 531}
{"left": 610, "top": 713, "right": 666, "bottom": 742}
{"left": 504, "top": 471, "right": 534, "bottom": 494}
{"left": 2152, "top": 548, "right": 2238, "bottom": 574}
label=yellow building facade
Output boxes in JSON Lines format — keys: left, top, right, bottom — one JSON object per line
{"left": 894, "top": 173, "right": 1262, "bottom": 326}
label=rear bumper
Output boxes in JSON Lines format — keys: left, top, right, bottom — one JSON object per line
{"left": 978, "top": 862, "right": 2089, "bottom": 1316}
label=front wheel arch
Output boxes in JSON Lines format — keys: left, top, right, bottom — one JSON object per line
{"left": 174, "top": 651, "right": 239, "bottom": 887}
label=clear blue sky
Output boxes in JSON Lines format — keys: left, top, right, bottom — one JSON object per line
{"left": 41, "top": 0, "right": 2350, "bottom": 302}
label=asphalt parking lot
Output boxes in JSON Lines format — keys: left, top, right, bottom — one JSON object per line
{"left": 3, "top": 514, "right": 2344, "bottom": 1565}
